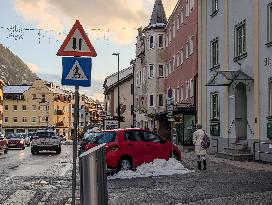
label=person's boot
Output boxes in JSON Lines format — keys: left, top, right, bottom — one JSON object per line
{"left": 203, "top": 159, "right": 207, "bottom": 170}
{"left": 197, "top": 161, "right": 201, "bottom": 170}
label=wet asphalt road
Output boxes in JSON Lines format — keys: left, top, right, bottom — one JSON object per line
{"left": 0, "top": 146, "right": 272, "bottom": 205}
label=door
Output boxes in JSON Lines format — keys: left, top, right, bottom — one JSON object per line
{"left": 143, "top": 131, "right": 168, "bottom": 161}
{"left": 123, "top": 131, "right": 147, "bottom": 166}
{"left": 235, "top": 83, "right": 247, "bottom": 140}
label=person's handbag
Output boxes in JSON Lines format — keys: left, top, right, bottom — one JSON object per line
{"left": 201, "top": 130, "right": 210, "bottom": 149}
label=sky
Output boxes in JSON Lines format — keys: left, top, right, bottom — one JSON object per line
{"left": 0, "top": 0, "right": 176, "bottom": 101}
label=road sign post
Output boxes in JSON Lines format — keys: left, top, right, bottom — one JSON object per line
{"left": 57, "top": 20, "right": 97, "bottom": 205}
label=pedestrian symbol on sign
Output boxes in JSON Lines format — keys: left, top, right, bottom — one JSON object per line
{"left": 65, "top": 60, "right": 88, "bottom": 80}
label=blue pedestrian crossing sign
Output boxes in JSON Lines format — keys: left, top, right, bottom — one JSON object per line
{"left": 61, "top": 57, "right": 92, "bottom": 87}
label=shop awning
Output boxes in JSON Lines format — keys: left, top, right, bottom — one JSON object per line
{"left": 206, "top": 70, "right": 254, "bottom": 86}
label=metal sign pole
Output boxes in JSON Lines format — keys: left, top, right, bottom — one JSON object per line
{"left": 72, "top": 85, "right": 79, "bottom": 205}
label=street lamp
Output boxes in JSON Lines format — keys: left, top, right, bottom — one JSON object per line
{"left": 112, "top": 53, "right": 120, "bottom": 128}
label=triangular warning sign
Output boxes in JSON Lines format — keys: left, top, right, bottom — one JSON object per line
{"left": 65, "top": 61, "right": 88, "bottom": 80}
{"left": 57, "top": 20, "right": 97, "bottom": 57}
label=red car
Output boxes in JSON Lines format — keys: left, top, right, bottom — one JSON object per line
{"left": 6, "top": 133, "right": 26, "bottom": 149}
{"left": 85, "top": 128, "right": 182, "bottom": 171}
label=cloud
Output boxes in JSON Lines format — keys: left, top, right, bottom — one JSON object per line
{"left": 13, "top": 0, "right": 177, "bottom": 44}
{"left": 26, "top": 62, "right": 42, "bottom": 73}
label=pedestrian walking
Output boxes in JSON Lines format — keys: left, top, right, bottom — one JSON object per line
{"left": 193, "top": 124, "right": 209, "bottom": 170}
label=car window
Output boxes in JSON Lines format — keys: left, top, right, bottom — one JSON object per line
{"left": 124, "top": 131, "right": 144, "bottom": 142}
{"left": 144, "top": 132, "right": 162, "bottom": 143}
{"left": 36, "top": 132, "right": 55, "bottom": 138}
{"left": 6, "top": 134, "right": 15, "bottom": 139}
{"left": 93, "top": 132, "right": 116, "bottom": 144}
{"left": 84, "top": 133, "right": 97, "bottom": 141}
{"left": 15, "top": 134, "right": 24, "bottom": 138}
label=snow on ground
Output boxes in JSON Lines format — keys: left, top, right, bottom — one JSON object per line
{"left": 108, "top": 158, "right": 193, "bottom": 180}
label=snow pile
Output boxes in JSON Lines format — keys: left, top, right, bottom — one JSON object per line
{"left": 108, "top": 158, "right": 192, "bottom": 180}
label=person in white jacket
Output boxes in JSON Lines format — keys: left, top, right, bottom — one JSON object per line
{"left": 193, "top": 124, "right": 207, "bottom": 170}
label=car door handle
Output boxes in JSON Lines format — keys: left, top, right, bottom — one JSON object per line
{"left": 146, "top": 144, "right": 151, "bottom": 146}
{"left": 128, "top": 143, "right": 133, "bottom": 146}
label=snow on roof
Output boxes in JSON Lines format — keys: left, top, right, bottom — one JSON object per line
{"left": 4, "top": 85, "right": 31, "bottom": 94}
{"left": 105, "top": 66, "right": 133, "bottom": 88}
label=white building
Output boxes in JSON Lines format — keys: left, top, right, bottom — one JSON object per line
{"left": 104, "top": 67, "right": 134, "bottom": 129}
{"left": 198, "top": 0, "right": 272, "bottom": 162}
{"left": 134, "top": 0, "right": 167, "bottom": 132}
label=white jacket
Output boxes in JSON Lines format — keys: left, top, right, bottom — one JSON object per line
{"left": 193, "top": 129, "right": 207, "bottom": 156}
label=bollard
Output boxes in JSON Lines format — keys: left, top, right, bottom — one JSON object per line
{"left": 79, "top": 143, "right": 108, "bottom": 205}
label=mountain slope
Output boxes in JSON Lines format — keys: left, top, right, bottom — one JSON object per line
{"left": 0, "top": 44, "right": 37, "bottom": 85}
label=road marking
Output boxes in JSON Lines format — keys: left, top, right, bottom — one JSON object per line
{"left": 3, "top": 190, "right": 36, "bottom": 205}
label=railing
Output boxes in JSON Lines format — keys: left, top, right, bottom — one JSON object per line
{"left": 253, "top": 141, "right": 272, "bottom": 162}
{"left": 246, "top": 120, "right": 255, "bottom": 136}
{"left": 56, "top": 121, "right": 64, "bottom": 127}
{"left": 56, "top": 110, "right": 64, "bottom": 115}
{"left": 227, "top": 120, "right": 235, "bottom": 148}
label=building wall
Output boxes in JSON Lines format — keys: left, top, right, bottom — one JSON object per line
{"left": 0, "top": 81, "right": 4, "bottom": 131}
{"left": 3, "top": 80, "right": 71, "bottom": 137}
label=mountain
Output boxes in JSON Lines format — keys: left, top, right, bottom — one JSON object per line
{"left": 0, "top": 44, "right": 37, "bottom": 85}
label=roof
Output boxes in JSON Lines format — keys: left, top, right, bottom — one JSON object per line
{"left": 149, "top": 0, "right": 167, "bottom": 28}
{"left": 206, "top": 70, "right": 254, "bottom": 86}
{"left": 4, "top": 85, "right": 31, "bottom": 94}
{"left": 104, "top": 66, "right": 133, "bottom": 89}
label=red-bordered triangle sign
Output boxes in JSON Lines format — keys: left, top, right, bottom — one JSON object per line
{"left": 57, "top": 20, "right": 97, "bottom": 57}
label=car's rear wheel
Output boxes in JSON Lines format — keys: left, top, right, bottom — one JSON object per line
{"left": 118, "top": 157, "right": 132, "bottom": 171}
{"left": 169, "top": 152, "right": 180, "bottom": 161}
{"left": 22, "top": 146, "right": 25, "bottom": 150}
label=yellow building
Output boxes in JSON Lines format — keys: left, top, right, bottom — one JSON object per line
{"left": 3, "top": 79, "right": 71, "bottom": 137}
{"left": 0, "top": 80, "right": 5, "bottom": 131}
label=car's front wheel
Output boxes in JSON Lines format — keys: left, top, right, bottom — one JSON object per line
{"left": 22, "top": 146, "right": 25, "bottom": 150}
{"left": 169, "top": 151, "right": 180, "bottom": 161}
{"left": 118, "top": 157, "right": 132, "bottom": 171}
{"left": 4, "top": 149, "right": 7, "bottom": 154}
{"left": 56, "top": 146, "right": 61, "bottom": 154}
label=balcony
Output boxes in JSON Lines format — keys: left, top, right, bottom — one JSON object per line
{"left": 56, "top": 121, "right": 64, "bottom": 127}
{"left": 56, "top": 110, "right": 64, "bottom": 115}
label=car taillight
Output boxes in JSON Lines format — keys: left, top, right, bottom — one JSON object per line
{"left": 108, "top": 145, "right": 119, "bottom": 152}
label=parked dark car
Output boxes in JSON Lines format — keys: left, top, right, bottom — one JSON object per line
{"left": 85, "top": 129, "right": 182, "bottom": 171}
{"left": 6, "top": 133, "right": 26, "bottom": 149}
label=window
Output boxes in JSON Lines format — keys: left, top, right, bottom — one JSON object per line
{"left": 186, "top": 0, "right": 190, "bottom": 17}
{"left": 131, "top": 84, "right": 134, "bottom": 95}
{"left": 269, "top": 79, "right": 272, "bottom": 116}
{"left": 180, "top": 85, "right": 184, "bottom": 101}
{"left": 173, "top": 55, "right": 176, "bottom": 70}
{"left": 172, "top": 23, "right": 175, "bottom": 38}
{"left": 186, "top": 81, "right": 189, "bottom": 99}
{"left": 169, "top": 28, "right": 172, "bottom": 42}
{"left": 176, "top": 52, "right": 180, "bottom": 67}
{"left": 190, "top": 79, "right": 194, "bottom": 97}
{"left": 32, "top": 105, "right": 37, "bottom": 111}
{"left": 149, "top": 35, "right": 154, "bottom": 48}
{"left": 149, "top": 64, "right": 154, "bottom": 78}
{"left": 176, "top": 87, "right": 180, "bottom": 103}
{"left": 13, "top": 117, "right": 18, "bottom": 123}
{"left": 158, "top": 94, "right": 164, "bottom": 107}
{"left": 32, "top": 94, "right": 36, "bottom": 100}
{"left": 189, "top": 36, "right": 194, "bottom": 55}
{"left": 166, "top": 64, "right": 169, "bottom": 77}
{"left": 234, "top": 20, "right": 247, "bottom": 61}
{"left": 149, "top": 95, "right": 154, "bottom": 107}
{"left": 169, "top": 61, "right": 172, "bottom": 74}
{"left": 181, "top": 10, "right": 184, "bottom": 24}
{"left": 13, "top": 105, "right": 17, "bottom": 111}
{"left": 158, "top": 34, "right": 164, "bottom": 48}
{"left": 211, "top": 92, "right": 220, "bottom": 119}
{"left": 22, "top": 105, "right": 27, "bottom": 111}
{"left": 22, "top": 117, "right": 27, "bottom": 123}
{"left": 166, "top": 34, "right": 169, "bottom": 47}
{"left": 158, "top": 65, "right": 164, "bottom": 77}
{"left": 144, "top": 132, "right": 162, "bottom": 143}
{"left": 4, "top": 105, "right": 8, "bottom": 111}
{"left": 190, "top": 0, "right": 195, "bottom": 12}
{"left": 210, "top": 37, "right": 219, "bottom": 68}
{"left": 180, "top": 49, "right": 184, "bottom": 65}
{"left": 185, "top": 43, "right": 189, "bottom": 59}
{"left": 125, "top": 131, "right": 144, "bottom": 141}
{"left": 267, "top": 2, "right": 272, "bottom": 45}
{"left": 177, "top": 15, "right": 180, "bottom": 30}
{"left": 211, "top": 0, "right": 219, "bottom": 16}
{"left": 4, "top": 117, "right": 8, "bottom": 123}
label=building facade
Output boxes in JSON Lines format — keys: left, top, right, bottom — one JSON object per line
{"left": 165, "top": 0, "right": 198, "bottom": 145}
{"left": 104, "top": 67, "right": 134, "bottom": 129}
{"left": 198, "top": 0, "right": 272, "bottom": 162}
{"left": 3, "top": 79, "right": 71, "bottom": 137}
{"left": 134, "top": 0, "right": 167, "bottom": 134}
{"left": 0, "top": 80, "right": 5, "bottom": 132}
